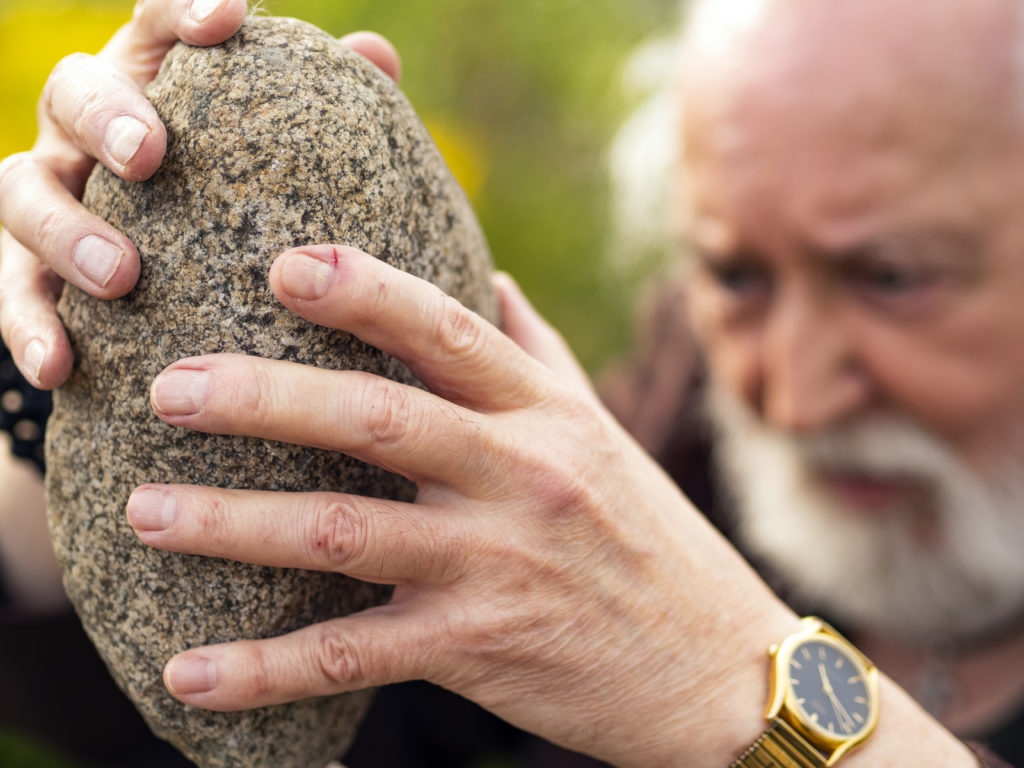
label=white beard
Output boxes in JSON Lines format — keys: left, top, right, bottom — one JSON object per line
{"left": 708, "top": 386, "right": 1024, "bottom": 643}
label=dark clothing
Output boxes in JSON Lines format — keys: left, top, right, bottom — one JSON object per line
{"left": 1, "top": 301, "right": 1020, "bottom": 768}
{"left": 0, "top": 348, "right": 49, "bottom": 475}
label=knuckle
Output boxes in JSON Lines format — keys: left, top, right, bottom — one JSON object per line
{"left": 362, "top": 378, "right": 413, "bottom": 447}
{"left": 433, "top": 292, "right": 482, "bottom": 361}
{"left": 54, "top": 52, "right": 93, "bottom": 78}
{"left": 46, "top": 54, "right": 120, "bottom": 144}
{"left": 70, "top": 87, "right": 110, "bottom": 144}
{"left": 239, "top": 642, "right": 273, "bottom": 700}
{"left": 421, "top": 528, "right": 463, "bottom": 586}
{"left": 538, "top": 467, "right": 598, "bottom": 516}
{"left": 44, "top": 53, "right": 90, "bottom": 100}
{"left": 356, "top": 272, "right": 391, "bottom": 323}
{"left": 44, "top": 54, "right": 94, "bottom": 121}
{"left": 315, "top": 624, "right": 367, "bottom": 688}
{"left": 0, "top": 153, "right": 33, "bottom": 199}
{"left": 4, "top": 314, "right": 33, "bottom": 354}
{"left": 30, "top": 206, "right": 65, "bottom": 255}
{"left": 549, "top": 384, "right": 604, "bottom": 425}
{"left": 312, "top": 499, "right": 370, "bottom": 572}
{"left": 238, "top": 366, "right": 277, "bottom": 430}
{"left": 199, "top": 495, "right": 232, "bottom": 546}
{"left": 130, "top": 0, "right": 148, "bottom": 23}
{"left": 514, "top": 441, "right": 601, "bottom": 524}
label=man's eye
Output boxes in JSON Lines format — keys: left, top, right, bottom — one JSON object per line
{"left": 850, "top": 262, "right": 929, "bottom": 295}
{"left": 705, "top": 260, "right": 770, "bottom": 297}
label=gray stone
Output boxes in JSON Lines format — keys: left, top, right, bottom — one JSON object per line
{"left": 45, "top": 15, "right": 494, "bottom": 768}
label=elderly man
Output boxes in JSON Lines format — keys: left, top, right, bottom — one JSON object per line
{"left": 0, "top": 0, "right": 1020, "bottom": 766}
{"left": 614, "top": 0, "right": 1024, "bottom": 753}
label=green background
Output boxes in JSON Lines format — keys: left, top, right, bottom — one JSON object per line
{"left": 0, "top": 0, "right": 677, "bottom": 764}
{"left": 0, "top": 0, "right": 679, "bottom": 371}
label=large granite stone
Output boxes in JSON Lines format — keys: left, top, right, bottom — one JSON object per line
{"left": 45, "top": 15, "right": 495, "bottom": 768}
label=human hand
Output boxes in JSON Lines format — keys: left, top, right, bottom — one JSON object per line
{"left": 0, "top": 444, "right": 64, "bottom": 611}
{"left": 0, "top": 1, "right": 400, "bottom": 390}
{"left": 126, "top": 245, "right": 800, "bottom": 768}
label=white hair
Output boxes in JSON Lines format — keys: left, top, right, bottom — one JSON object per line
{"left": 606, "top": 0, "right": 761, "bottom": 272}
{"left": 607, "top": 32, "right": 686, "bottom": 272}
{"left": 607, "top": 0, "right": 1024, "bottom": 271}
{"left": 605, "top": 0, "right": 757, "bottom": 271}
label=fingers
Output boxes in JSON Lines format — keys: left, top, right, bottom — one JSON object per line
{"left": 162, "top": 605, "right": 437, "bottom": 710}
{"left": 0, "top": 233, "right": 73, "bottom": 388}
{"left": 269, "top": 246, "right": 550, "bottom": 410}
{"left": 149, "top": 354, "right": 495, "bottom": 487}
{"left": 99, "top": 0, "right": 247, "bottom": 87}
{"left": 493, "top": 271, "right": 596, "bottom": 397}
{"left": 33, "top": 0, "right": 246, "bottom": 180}
{"left": 126, "top": 486, "right": 463, "bottom": 585}
{"left": 39, "top": 53, "right": 167, "bottom": 183}
{"left": 340, "top": 31, "right": 402, "bottom": 83}
{"left": 0, "top": 154, "right": 141, "bottom": 299}
{"left": 33, "top": 0, "right": 246, "bottom": 183}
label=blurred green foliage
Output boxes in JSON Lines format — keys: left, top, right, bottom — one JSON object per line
{"left": 1, "top": 0, "right": 679, "bottom": 370}
{"left": 0, "top": 0, "right": 678, "bottom": 764}
{"left": 0, "top": 728, "right": 83, "bottom": 768}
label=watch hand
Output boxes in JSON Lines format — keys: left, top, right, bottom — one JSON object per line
{"left": 819, "top": 664, "right": 856, "bottom": 732}
{"left": 823, "top": 686, "right": 855, "bottom": 732}
{"left": 828, "top": 689, "right": 857, "bottom": 733}
{"left": 818, "top": 663, "right": 834, "bottom": 694}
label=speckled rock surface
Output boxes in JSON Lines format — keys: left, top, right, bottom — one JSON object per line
{"left": 45, "top": 15, "right": 494, "bottom": 768}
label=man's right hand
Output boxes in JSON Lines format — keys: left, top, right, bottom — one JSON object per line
{"left": 0, "top": 0, "right": 248, "bottom": 389}
{"left": 0, "top": 0, "right": 400, "bottom": 390}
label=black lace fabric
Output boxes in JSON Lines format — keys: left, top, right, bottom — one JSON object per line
{"left": 0, "top": 341, "right": 50, "bottom": 474}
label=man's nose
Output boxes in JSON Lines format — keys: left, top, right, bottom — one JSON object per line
{"left": 758, "top": 292, "right": 871, "bottom": 433}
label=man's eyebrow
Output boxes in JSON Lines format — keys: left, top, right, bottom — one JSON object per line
{"left": 817, "top": 228, "right": 982, "bottom": 263}
{"left": 687, "top": 217, "right": 739, "bottom": 255}
{"left": 684, "top": 233, "right": 750, "bottom": 259}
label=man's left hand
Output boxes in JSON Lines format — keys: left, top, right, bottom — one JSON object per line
{"left": 127, "top": 244, "right": 798, "bottom": 768}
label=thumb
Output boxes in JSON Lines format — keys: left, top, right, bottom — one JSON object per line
{"left": 493, "top": 272, "right": 595, "bottom": 396}
{"left": 99, "top": 0, "right": 247, "bottom": 87}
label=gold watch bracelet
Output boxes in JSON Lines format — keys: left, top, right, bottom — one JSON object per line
{"left": 728, "top": 718, "right": 827, "bottom": 768}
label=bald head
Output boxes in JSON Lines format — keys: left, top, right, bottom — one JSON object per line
{"left": 677, "top": 0, "right": 1024, "bottom": 255}
{"left": 682, "top": 0, "right": 1023, "bottom": 110}
{"left": 681, "top": 0, "right": 1024, "bottom": 182}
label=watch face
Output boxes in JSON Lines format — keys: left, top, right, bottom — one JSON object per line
{"left": 786, "top": 637, "right": 874, "bottom": 741}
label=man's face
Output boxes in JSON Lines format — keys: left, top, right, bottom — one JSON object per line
{"left": 680, "top": 0, "right": 1024, "bottom": 640}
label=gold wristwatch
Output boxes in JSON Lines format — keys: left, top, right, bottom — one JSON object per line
{"left": 730, "top": 617, "right": 879, "bottom": 767}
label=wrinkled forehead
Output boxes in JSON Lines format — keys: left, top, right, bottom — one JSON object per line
{"left": 680, "top": 0, "right": 1024, "bottom": 212}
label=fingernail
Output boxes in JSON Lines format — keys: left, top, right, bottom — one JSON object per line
{"left": 127, "top": 488, "right": 177, "bottom": 532}
{"left": 23, "top": 339, "right": 46, "bottom": 382}
{"left": 190, "top": 0, "right": 223, "bottom": 22}
{"left": 281, "top": 252, "right": 332, "bottom": 300}
{"left": 73, "top": 235, "right": 124, "bottom": 288}
{"left": 152, "top": 369, "right": 209, "bottom": 416}
{"left": 104, "top": 115, "right": 150, "bottom": 167}
{"left": 166, "top": 655, "right": 217, "bottom": 695}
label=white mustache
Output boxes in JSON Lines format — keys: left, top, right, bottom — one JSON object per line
{"left": 706, "top": 385, "right": 1024, "bottom": 643}
{"left": 795, "top": 412, "right": 961, "bottom": 483}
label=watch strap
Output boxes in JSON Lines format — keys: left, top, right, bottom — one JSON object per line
{"left": 729, "top": 718, "right": 828, "bottom": 768}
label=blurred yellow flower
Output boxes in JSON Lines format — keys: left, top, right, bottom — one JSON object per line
{"left": 1, "top": 3, "right": 489, "bottom": 206}
{"left": 0, "top": 2, "right": 125, "bottom": 158}
{"left": 422, "top": 114, "right": 489, "bottom": 202}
